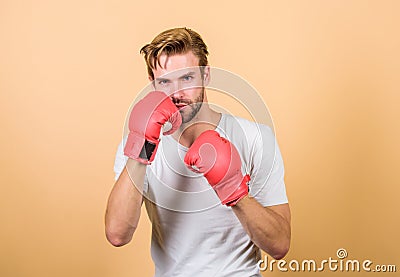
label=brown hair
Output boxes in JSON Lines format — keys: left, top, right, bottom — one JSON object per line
{"left": 140, "top": 27, "right": 209, "bottom": 80}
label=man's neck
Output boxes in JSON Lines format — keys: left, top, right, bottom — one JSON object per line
{"left": 172, "top": 103, "right": 221, "bottom": 148}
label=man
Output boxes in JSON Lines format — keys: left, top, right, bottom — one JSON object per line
{"left": 105, "top": 27, "right": 291, "bottom": 276}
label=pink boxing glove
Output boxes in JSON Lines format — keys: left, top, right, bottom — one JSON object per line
{"left": 124, "top": 91, "right": 182, "bottom": 164}
{"left": 184, "top": 130, "right": 250, "bottom": 206}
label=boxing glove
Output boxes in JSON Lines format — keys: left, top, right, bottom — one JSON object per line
{"left": 124, "top": 91, "right": 182, "bottom": 164}
{"left": 184, "top": 130, "right": 250, "bottom": 206}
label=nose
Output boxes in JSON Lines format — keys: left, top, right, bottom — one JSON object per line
{"left": 171, "top": 82, "right": 185, "bottom": 99}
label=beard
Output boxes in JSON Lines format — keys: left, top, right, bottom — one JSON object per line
{"left": 173, "top": 89, "right": 205, "bottom": 124}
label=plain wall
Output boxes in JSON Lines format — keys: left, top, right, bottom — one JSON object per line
{"left": 1, "top": 1, "right": 399, "bottom": 276}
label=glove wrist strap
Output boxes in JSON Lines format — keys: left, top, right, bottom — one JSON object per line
{"left": 224, "top": 174, "right": 251, "bottom": 206}
{"left": 124, "top": 131, "right": 159, "bottom": 165}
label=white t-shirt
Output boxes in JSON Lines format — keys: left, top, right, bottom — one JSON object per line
{"left": 114, "top": 114, "right": 288, "bottom": 277}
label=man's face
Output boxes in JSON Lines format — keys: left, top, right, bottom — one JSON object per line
{"left": 151, "top": 52, "right": 209, "bottom": 124}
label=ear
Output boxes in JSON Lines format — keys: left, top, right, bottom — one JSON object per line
{"left": 202, "top": 65, "right": 210, "bottom": 86}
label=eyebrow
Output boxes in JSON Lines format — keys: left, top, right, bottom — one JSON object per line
{"left": 155, "top": 71, "right": 197, "bottom": 82}
{"left": 179, "top": 72, "right": 196, "bottom": 78}
{"left": 155, "top": 77, "right": 169, "bottom": 83}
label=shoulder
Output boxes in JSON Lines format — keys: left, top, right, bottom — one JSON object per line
{"left": 220, "top": 114, "right": 275, "bottom": 143}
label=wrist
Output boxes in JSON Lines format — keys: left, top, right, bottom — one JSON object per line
{"left": 126, "top": 157, "right": 148, "bottom": 168}
{"left": 231, "top": 194, "right": 250, "bottom": 208}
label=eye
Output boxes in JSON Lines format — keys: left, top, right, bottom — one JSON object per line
{"left": 182, "top": 75, "right": 193, "bottom": 81}
{"left": 158, "top": 79, "right": 169, "bottom": 85}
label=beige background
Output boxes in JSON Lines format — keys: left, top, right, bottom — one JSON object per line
{"left": 1, "top": 0, "right": 399, "bottom": 276}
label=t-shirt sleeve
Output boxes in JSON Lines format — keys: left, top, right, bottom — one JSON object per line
{"left": 113, "top": 137, "right": 128, "bottom": 181}
{"left": 113, "top": 137, "right": 149, "bottom": 193}
{"left": 249, "top": 125, "right": 288, "bottom": 207}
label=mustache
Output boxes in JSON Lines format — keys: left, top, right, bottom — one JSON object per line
{"left": 171, "top": 98, "right": 193, "bottom": 105}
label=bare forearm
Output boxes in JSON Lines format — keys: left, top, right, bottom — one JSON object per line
{"left": 232, "top": 196, "right": 291, "bottom": 259}
{"left": 105, "top": 159, "right": 146, "bottom": 246}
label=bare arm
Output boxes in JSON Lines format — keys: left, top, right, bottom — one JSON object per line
{"left": 105, "top": 159, "right": 146, "bottom": 247}
{"left": 232, "top": 197, "right": 291, "bottom": 260}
